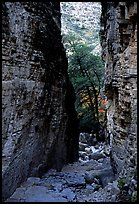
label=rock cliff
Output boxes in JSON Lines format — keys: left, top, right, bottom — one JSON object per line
{"left": 100, "top": 1, "right": 137, "bottom": 180}
{"left": 61, "top": 2, "right": 101, "bottom": 55}
{"left": 2, "top": 2, "right": 79, "bottom": 200}
{"left": 2, "top": 2, "right": 137, "bottom": 201}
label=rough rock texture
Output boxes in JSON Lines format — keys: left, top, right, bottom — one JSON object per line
{"left": 100, "top": 2, "right": 137, "bottom": 180}
{"left": 5, "top": 142, "right": 117, "bottom": 202}
{"left": 61, "top": 2, "right": 101, "bottom": 55}
{"left": 2, "top": 2, "right": 79, "bottom": 201}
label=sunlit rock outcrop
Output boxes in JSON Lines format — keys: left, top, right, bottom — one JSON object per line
{"left": 100, "top": 1, "right": 137, "bottom": 185}
{"left": 61, "top": 2, "right": 101, "bottom": 55}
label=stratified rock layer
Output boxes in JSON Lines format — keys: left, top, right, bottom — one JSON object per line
{"left": 100, "top": 2, "right": 137, "bottom": 178}
{"left": 2, "top": 2, "right": 79, "bottom": 200}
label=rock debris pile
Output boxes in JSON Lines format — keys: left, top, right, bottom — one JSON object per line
{"left": 6, "top": 133, "right": 120, "bottom": 202}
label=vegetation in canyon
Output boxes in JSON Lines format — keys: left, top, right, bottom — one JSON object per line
{"left": 63, "top": 33, "right": 106, "bottom": 141}
{"left": 2, "top": 2, "right": 137, "bottom": 202}
{"left": 61, "top": 2, "right": 107, "bottom": 142}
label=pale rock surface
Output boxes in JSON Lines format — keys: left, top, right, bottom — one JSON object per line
{"left": 100, "top": 1, "right": 137, "bottom": 181}
{"left": 5, "top": 142, "right": 118, "bottom": 202}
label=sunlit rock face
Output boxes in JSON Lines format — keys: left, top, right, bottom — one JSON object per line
{"left": 61, "top": 2, "right": 102, "bottom": 55}
{"left": 100, "top": 2, "right": 137, "bottom": 178}
{"left": 2, "top": 2, "right": 79, "bottom": 200}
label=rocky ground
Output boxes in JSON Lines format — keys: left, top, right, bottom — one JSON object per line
{"left": 5, "top": 133, "right": 120, "bottom": 202}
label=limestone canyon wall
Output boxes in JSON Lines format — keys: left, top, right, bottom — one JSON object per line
{"left": 2, "top": 2, "right": 79, "bottom": 200}
{"left": 100, "top": 2, "right": 137, "bottom": 178}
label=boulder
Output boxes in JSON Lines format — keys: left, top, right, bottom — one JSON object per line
{"left": 89, "top": 152, "right": 106, "bottom": 160}
{"left": 79, "top": 151, "right": 88, "bottom": 158}
{"left": 84, "top": 147, "right": 91, "bottom": 154}
{"left": 65, "top": 173, "right": 86, "bottom": 188}
{"left": 61, "top": 188, "right": 76, "bottom": 202}
{"left": 79, "top": 142, "right": 88, "bottom": 151}
{"left": 79, "top": 133, "right": 95, "bottom": 145}
{"left": 86, "top": 168, "right": 115, "bottom": 188}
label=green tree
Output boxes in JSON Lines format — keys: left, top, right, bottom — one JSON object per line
{"left": 64, "top": 33, "right": 105, "bottom": 141}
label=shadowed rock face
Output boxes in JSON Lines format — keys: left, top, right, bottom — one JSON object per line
{"left": 100, "top": 2, "right": 137, "bottom": 177}
{"left": 2, "top": 2, "right": 79, "bottom": 200}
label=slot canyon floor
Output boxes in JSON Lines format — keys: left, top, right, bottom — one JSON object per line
{"left": 5, "top": 134, "right": 120, "bottom": 202}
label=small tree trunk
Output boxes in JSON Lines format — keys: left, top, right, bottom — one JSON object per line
{"left": 94, "top": 90, "right": 100, "bottom": 141}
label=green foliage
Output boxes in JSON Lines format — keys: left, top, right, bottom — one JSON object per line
{"left": 117, "top": 176, "right": 137, "bottom": 202}
{"left": 118, "top": 177, "right": 126, "bottom": 189}
{"left": 133, "top": 116, "right": 137, "bottom": 124}
{"left": 65, "top": 33, "right": 105, "bottom": 135}
{"left": 76, "top": 105, "right": 96, "bottom": 132}
{"left": 66, "top": 33, "right": 104, "bottom": 92}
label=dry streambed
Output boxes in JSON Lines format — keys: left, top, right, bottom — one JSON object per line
{"left": 5, "top": 134, "right": 120, "bottom": 202}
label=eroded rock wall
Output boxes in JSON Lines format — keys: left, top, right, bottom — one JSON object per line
{"left": 100, "top": 2, "right": 137, "bottom": 178}
{"left": 2, "top": 2, "right": 79, "bottom": 200}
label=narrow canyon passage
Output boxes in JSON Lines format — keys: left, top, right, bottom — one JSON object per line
{"left": 2, "top": 2, "right": 137, "bottom": 202}
{"left": 5, "top": 136, "right": 116, "bottom": 202}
